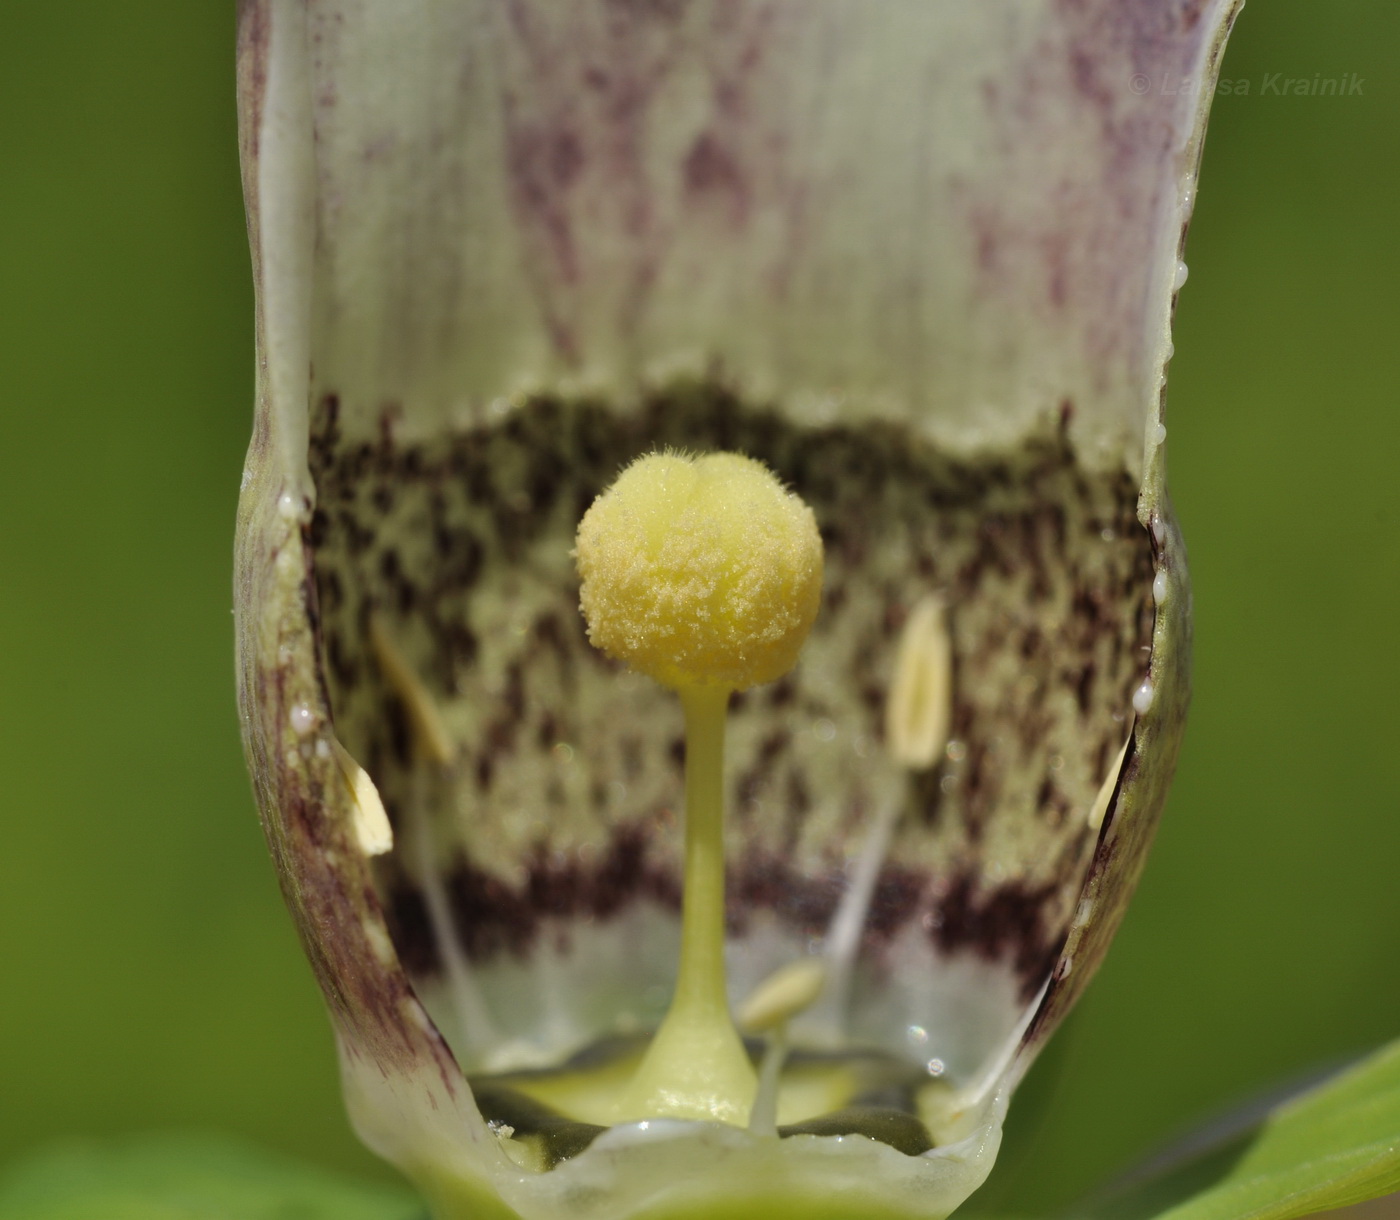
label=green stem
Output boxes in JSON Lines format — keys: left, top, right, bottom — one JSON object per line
{"left": 614, "top": 683, "right": 756, "bottom": 1125}
{"left": 673, "top": 684, "right": 731, "bottom": 1018}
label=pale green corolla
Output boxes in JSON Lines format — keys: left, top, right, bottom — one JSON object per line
{"left": 233, "top": 3, "right": 1238, "bottom": 1218}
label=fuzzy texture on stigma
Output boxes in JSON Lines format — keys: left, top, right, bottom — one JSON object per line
{"left": 575, "top": 451, "right": 824, "bottom": 691}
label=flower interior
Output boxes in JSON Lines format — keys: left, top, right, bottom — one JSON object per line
{"left": 305, "top": 381, "right": 1153, "bottom": 1169}
{"left": 232, "top": 4, "right": 1242, "bottom": 1211}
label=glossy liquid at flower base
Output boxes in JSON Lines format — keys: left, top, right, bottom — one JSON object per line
{"left": 469, "top": 1035, "right": 954, "bottom": 1172}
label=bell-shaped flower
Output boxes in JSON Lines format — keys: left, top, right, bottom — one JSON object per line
{"left": 233, "top": 2, "right": 1239, "bottom": 1217}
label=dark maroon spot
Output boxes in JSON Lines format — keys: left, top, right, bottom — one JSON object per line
{"left": 934, "top": 874, "right": 1062, "bottom": 998}
{"left": 866, "top": 867, "right": 927, "bottom": 941}
{"left": 683, "top": 133, "right": 746, "bottom": 208}
{"left": 732, "top": 853, "right": 841, "bottom": 939}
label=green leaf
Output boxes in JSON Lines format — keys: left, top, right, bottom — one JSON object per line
{"left": 1082, "top": 1039, "right": 1400, "bottom": 1220}
{"left": 0, "top": 1133, "right": 425, "bottom": 1220}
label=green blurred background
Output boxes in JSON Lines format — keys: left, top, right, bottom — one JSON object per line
{"left": 0, "top": 3, "right": 1395, "bottom": 1213}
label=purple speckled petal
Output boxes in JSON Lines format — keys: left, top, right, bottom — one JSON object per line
{"left": 235, "top": 2, "right": 1238, "bottom": 1217}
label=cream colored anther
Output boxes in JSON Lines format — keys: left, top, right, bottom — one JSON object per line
{"left": 368, "top": 615, "right": 457, "bottom": 765}
{"left": 740, "top": 959, "right": 828, "bottom": 1137}
{"left": 885, "top": 596, "right": 953, "bottom": 770}
{"left": 737, "top": 959, "right": 829, "bottom": 1035}
{"left": 331, "top": 739, "right": 394, "bottom": 856}
{"left": 808, "top": 596, "right": 953, "bottom": 1041}
{"left": 1088, "top": 733, "right": 1133, "bottom": 831}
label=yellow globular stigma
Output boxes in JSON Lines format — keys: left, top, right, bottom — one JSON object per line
{"left": 576, "top": 451, "right": 824, "bottom": 692}
{"left": 574, "top": 451, "right": 824, "bottom": 1126}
